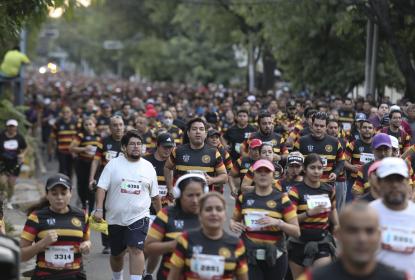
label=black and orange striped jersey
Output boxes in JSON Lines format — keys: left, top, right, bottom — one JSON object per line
{"left": 168, "top": 143, "right": 226, "bottom": 183}
{"left": 345, "top": 139, "right": 373, "bottom": 179}
{"left": 168, "top": 125, "right": 184, "bottom": 145}
{"left": 288, "top": 182, "right": 335, "bottom": 232}
{"left": 21, "top": 206, "right": 89, "bottom": 278}
{"left": 51, "top": 118, "right": 78, "bottom": 154}
{"left": 140, "top": 129, "right": 157, "bottom": 155}
{"left": 170, "top": 229, "right": 248, "bottom": 280}
{"left": 216, "top": 145, "right": 233, "bottom": 172}
{"left": 274, "top": 178, "right": 303, "bottom": 193}
{"left": 338, "top": 110, "right": 354, "bottom": 132}
{"left": 294, "top": 135, "right": 345, "bottom": 183}
{"left": 234, "top": 190, "right": 297, "bottom": 245}
{"left": 144, "top": 153, "right": 170, "bottom": 205}
{"left": 231, "top": 157, "right": 255, "bottom": 181}
{"left": 380, "top": 127, "right": 411, "bottom": 154}
{"left": 72, "top": 132, "right": 102, "bottom": 162}
{"left": 352, "top": 161, "right": 375, "bottom": 196}
{"left": 243, "top": 131, "right": 288, "bottom": 156}
{"left": 94, "top": 135, "right": 122, "bottom": 169}
{"left": 223, "top": 124, "right": 256, "bottom": 162}
{"left": 274, "top": 114, "right": 303, "bottom": 141}
{"left": 147, "top": 206, "right": 200, "bottom": 280}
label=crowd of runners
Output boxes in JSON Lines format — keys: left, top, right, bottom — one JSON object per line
{"left": 1, "top": 71, "right": 415, "bottom": 279}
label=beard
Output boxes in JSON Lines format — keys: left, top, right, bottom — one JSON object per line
{"left": 384, "top": 192, "right": 405, "bottom": 206}
{"left": 128, "top": 153, "right": 141, "bottom": 160}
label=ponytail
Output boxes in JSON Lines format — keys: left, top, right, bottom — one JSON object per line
{"left": 26, "top": 197, "right": 49, "bottom": 215}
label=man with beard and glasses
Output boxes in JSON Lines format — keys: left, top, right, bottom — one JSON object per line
{"left": 370, "top": 157, "right": 415, "bottom": 278}
{"left": 93, "top": 130, "right": 161, "bottom": 280}
{"left": 299, "top": 201, "right": 410, "bottom": 280}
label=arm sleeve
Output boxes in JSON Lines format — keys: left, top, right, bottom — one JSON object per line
{"left": 21, "top": 212, "right": 40, "bottom": 242}
{"left": 147, "top": 208, "right": 169, "bottom": 240}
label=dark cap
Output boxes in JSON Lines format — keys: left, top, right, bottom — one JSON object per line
{"left": 287, "top": 152, "right": 304, "bottom": 165}
{"left": 45, "top": 173, "right": 72, "bottom": 191}
{"left": 157, "top": 133, "right": 175, "bottom": 147}
{"left": 207, "top": 129, "right": 220, "bottom": 138}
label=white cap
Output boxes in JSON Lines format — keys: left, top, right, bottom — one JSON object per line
{"left": 376, "top": 157, "right": 409, "bottom": 179}
{"left": 390, "top": 105, "right": 401, "bottom": 112}
{"left": 389, "top": 135, "right": 399, "bottom": 149}
{"left": 6, "top": 119, "right": 18, "bottom": 126}
{"left": 247, "top": 95, "right": 256, "bottom": 102}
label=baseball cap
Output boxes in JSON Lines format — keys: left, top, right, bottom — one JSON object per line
{"left": 252, "top": 159, "right": 275, "bottom": 172}
{"left": 6, "top": 119, "right": 18, "bottom": 127}
{"left": 247, "top": 95, "right": 256, "bottom": 102}
{"left": 101, "top": 102, "right": 110, "bottom": 109}
{"left": 207, "top": 129, "right": 220, "bottom": 138}
{"left": 376, "top": 157, "right": 409, "bottom": 179}
{"left": 355, "top": 113, "right": 366, "bottom": 122}
{"left": 286, "top": 100, "right": 296, "bottom": 109}
{"left": 157, "top": 133, "right": 175, "bottom": 147}
{"left": 389, "top": 135, "right": 399, "bottom": 150}
{"left": 368, "top": 160, "right": 381, "bottom": 177}
{"left": 45, "top": 173, "right": 72, "bottom": 191}
{"left": 145, "top": 109, "right": 158, "bottom": 118}
{"left": 249, "top": 139, "right": 263, "bottom": 149}
{"left": 390, "top": 105, "right": 401, "bottom": 112}
{"left": 372, "top": 133, "right": 392, "bottom": 149}
{"left": 287, "top": 152, "right": 304, "bottom": 165}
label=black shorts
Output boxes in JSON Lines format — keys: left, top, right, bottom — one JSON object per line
{"left": 1, "top": 159, "right": 20, "bottom": 176}
{"left": 288, "top": 242, "right": 331, "bottom": 266}
{"left": 108, "top": 217, "right": 149, "bottom": 256}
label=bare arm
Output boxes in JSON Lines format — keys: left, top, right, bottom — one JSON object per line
{"left": 20, "top": 231, "right": 58, "bottom": 262}
{"left": 151, "top": 195, "right": 161, "bottom": 213}
{"left": 144, "top": 236, "right": 177, "bottom": 257}
{"left": 89, "top": 158, "right": 101, "bottom": 183}
{"left": 167, "top": 265, "right": 182, "bottom": 280}
{"left": 164, "top": 161, "right": 174, "bottom": 191}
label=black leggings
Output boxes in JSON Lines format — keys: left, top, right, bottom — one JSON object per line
{"left": 248, "top": 253, "right": 288, "bottom": 280}
{"left": 58, "top": 152, "right": 73, "bottom": 178}
{"left": 75, "top": 159, "right": 94, "bottom": 213}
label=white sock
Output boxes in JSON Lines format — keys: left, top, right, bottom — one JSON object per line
{"left": 130, "top": 275, "right": 142, "bottom": 280}
{"left": 112, "top": 270, "right": 123, "bottom": 280}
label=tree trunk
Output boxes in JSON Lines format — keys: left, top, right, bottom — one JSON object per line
{"left": 261, "top": 45, "right": 276, "bottom": 92}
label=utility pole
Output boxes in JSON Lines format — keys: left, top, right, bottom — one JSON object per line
{"left": 16, "top": 28, "right": 27, "bottom": 106}
{"left": 248, "top": 33, "right": 255, "bottom": 93}
{"left": 364, "top": 20, "right": 378, "bottom": 102}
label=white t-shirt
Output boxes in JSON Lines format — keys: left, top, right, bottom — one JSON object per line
{"left": 370, "top": 199, "right": 415, "bottom": 277}
{"left": 98, "top": 155, "right": 159, "bottom": 226}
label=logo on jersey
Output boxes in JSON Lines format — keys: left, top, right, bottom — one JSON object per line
{"left": 202, "top": 155, "right": 211, "bottom": 164}
{"left": 174, "top": 219, "right": 184, "bottom": 230}
{"left": 71, "top": 217, "right": 82, "bottom": 227}
{"left": 247, "top": 199, "right": 255, "bottom": 206}
{"left": 183, "top": 154, "right": 190, "bottom": 162}
{"left": 86, "top": 136, "right": 91, "bottom": 141}
{"left": 219, "top": 247, "right": 231, "bottom": 258}
{"left": 359, "top": 146, "right": 364, "bottom": 153}
{"left": 307, "top": 145, "right": 314, "bottom": 152}
{"left": 146, "top": 137, "right": 152, "bottom": 143}
{"left": 193, "top": 245, "right": 203, "bottom": 254}
{"left": 60, "top": 126, "right": 65, "bottom": 130}
{"left": 325, "top": 145, "right": 333, "bottom": 153}
{"left": 46, "top": 218, "right": 56, "bottom": 225}
{"left": 266, "top": 200, "right": 277, "bottom": 208}
{"left": 107, "top": 144, "right": 112, "bottom": 150}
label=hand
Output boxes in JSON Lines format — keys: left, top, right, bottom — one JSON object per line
{"left": 351, "top": 164, "right": 361, "bottom": 174}
{"left": 17, "top": 154, "right": 24, "bottom": 164}
{"left": 307, "top": 205, "right": 329, "bottom": 216}
{"left": 230, "top": 188, "right": 238, "bottom": 199}
{"left": 258, "top": 216, "right": 283, "bottom": 227}
{"left": 88, "top": 180, "right": 96, "bottom": 191}
{"left": 205, "top": 173, "right": 214, "bottom": 186}
{"left": 93, "top": 210, "right": 103, "bottom": 222}
{"left": 230, "top": 219, "right": 246, "bottom": 234}
{"left": 80, "top": 241, "right": 91, "bottom": 254}
{"left": 328, "top": 173, "right": 337, "bottom": 182}
{"left": 85, "top": 145, "right": 95, "bottom": 153}
{"left": 41, "top": 230, "right": 58, "bottom": 248}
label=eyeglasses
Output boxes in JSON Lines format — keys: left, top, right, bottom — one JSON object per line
{"left": 128, "top": 142, "right": 143, "bottom": 147}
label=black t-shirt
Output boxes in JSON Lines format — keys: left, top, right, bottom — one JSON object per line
{"left": 224, "top": 124, "right": 256, "bottom": 161}
{"left": 0, "top": 131, "right": 27, "bottom": 161}
{"left": 306, "top": 260, "right": 408, "bottom": 280}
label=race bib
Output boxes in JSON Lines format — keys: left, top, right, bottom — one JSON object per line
{"left": 382, "top": 226, "right": 415, "bottom": 254}
{"left": 105, "top": 150, "right": 118, "bottom": 161}
{"left": 87, "top": 146, "right": 97, "bottom": 156}
{"left": 343, "top": 122, "right": 351, "bottom": 131}
{"left": 321, "top": 156, "right": 328, "bottom": 167}
{"left": 360, "top": 153, "right": 374, "bottom": 164}
{"left": 244, "top": 211, "right": 267, "bottom": 230}
{"left": 191, "top": 254, "right": 225, "bottom": 279}
{"left": 235, "top": 143, "right": 241, "bottom": 154}
{"left": 45, "top": 246, "right": 74, "bottom": 268}
{"left": 3, "top": 140, "right": 18, "bottom": 150}
{"left": 159, "top": 185, "right": 168, "bottom": 197}
{"left": 120, "top": 179, "right": 141, "bottom": 195}
{"left": 306, "top": 194, "right": 331, "bottom": 209}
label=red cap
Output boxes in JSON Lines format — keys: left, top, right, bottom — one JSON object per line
{"left": 145, "top": 109, "right": 158, "bottom": 118}
{"left": 252, "top": 159, "right": 275, "bottom": 172}
{"left": 249, "top": 138, "right": 263, "bottom": 149}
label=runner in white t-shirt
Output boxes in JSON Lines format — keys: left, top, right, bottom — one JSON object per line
{"left": 94, "top": 130, "right": 161, "bottom": 280}
{"left": 370, "top": 157, "right": 415, "bottom": 277}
